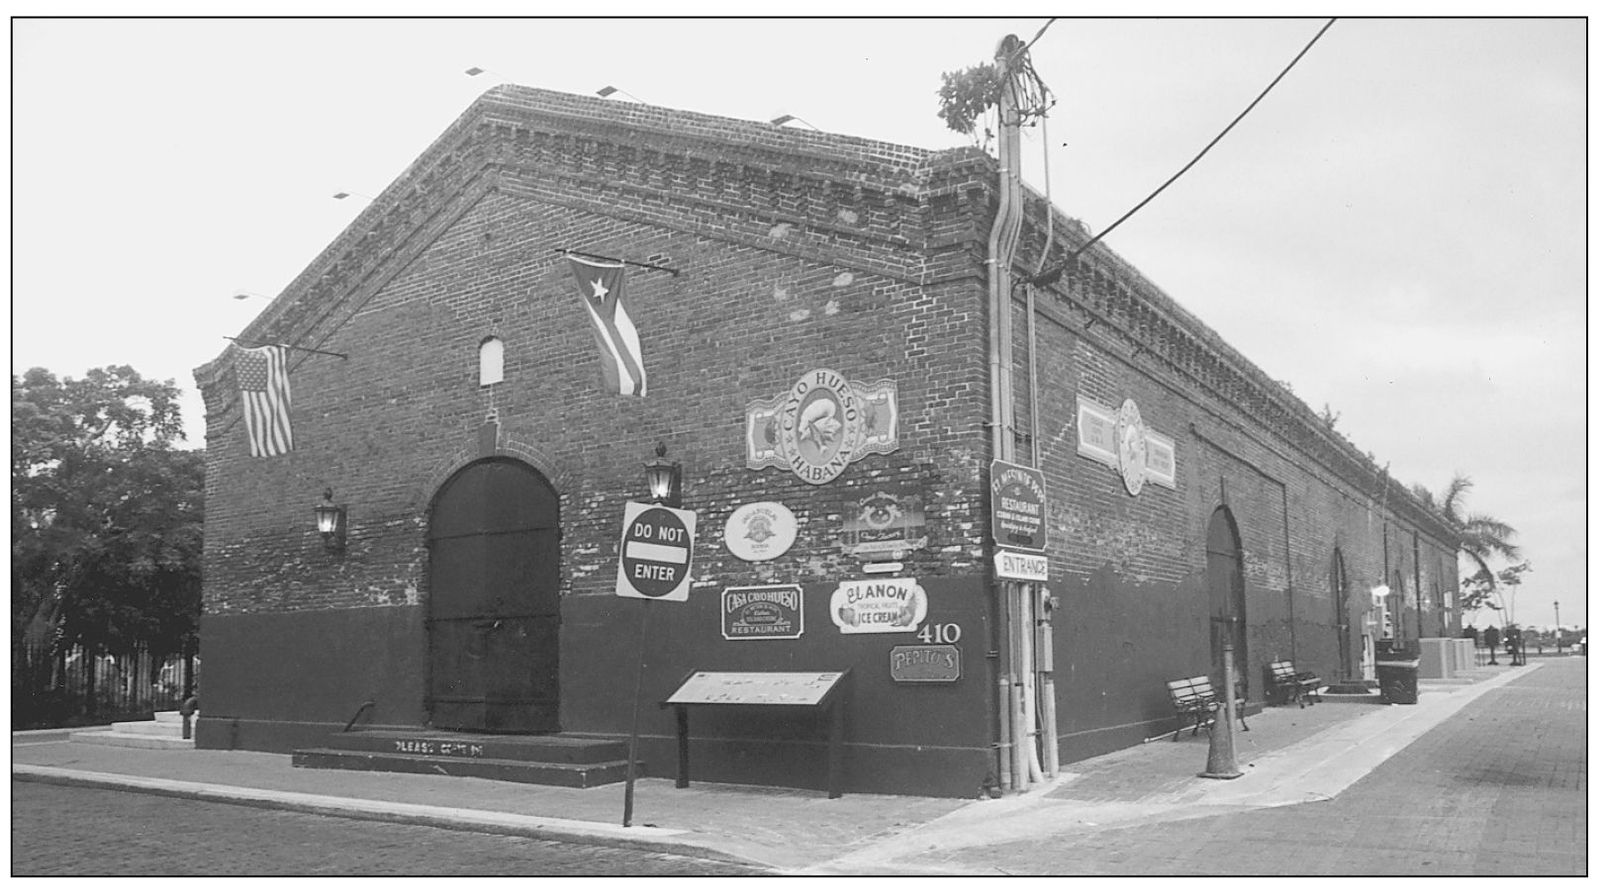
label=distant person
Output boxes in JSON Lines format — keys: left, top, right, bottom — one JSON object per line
{"left": 1483, "top": 625, "right": 1501, "bottom": 665}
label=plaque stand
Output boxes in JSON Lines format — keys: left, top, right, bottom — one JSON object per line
{"left": 662, "top": 670, "right": 851, "bottom": 798}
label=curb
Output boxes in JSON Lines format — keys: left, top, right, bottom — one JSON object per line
{"left": 11, "top": 765, "right": 767, "bottom": 870}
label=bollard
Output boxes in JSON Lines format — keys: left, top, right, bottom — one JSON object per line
{"left": 1199, "top": 703, "right": 1243, "bottom": 779}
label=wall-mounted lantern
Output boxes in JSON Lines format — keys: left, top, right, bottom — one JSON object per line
{"left": 314, "top": 488, "right": 347, "bottom": 553}
{"left": 644, "top": 441, "right": 682, "bottom": 509}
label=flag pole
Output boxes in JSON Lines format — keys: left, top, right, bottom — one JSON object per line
{"left": 557, "top": 248, "right": 680, "bottom": 277}
{"left": 224, "top": 336, "right": 348, "bottom": 360}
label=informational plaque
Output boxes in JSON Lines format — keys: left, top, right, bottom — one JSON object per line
{"left": 665, "top": 671, "right": 846, "bottom": 706}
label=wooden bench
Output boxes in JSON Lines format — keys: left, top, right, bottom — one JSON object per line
{"left": 1267, "top": 660, "right": 1323, "bottom": 707}
{"left": 1165, "top": 675, "right": 1249, "bottom": 741}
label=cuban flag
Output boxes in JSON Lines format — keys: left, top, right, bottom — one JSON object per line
{"left": 566, "top": 254, "right": 645, "bottom": 397}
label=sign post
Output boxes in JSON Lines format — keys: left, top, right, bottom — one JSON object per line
{"left": 616, "top": 500, "right": 697, "bottom": 827}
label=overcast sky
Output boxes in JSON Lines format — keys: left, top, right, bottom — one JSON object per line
{"left": 10, "top": 16, "right": 1586, "bottom": 631}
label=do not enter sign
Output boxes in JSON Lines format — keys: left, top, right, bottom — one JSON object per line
{"left": 616, "top": 501, "right": 698, "bottom": 601}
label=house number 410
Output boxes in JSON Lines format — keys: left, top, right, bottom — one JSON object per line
{"left": 915, "top": 623, "right": 961, "bottom": 644}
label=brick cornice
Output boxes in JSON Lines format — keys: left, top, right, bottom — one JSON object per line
{"left": 196, "top": 86, "right": 991, "bottom": 397}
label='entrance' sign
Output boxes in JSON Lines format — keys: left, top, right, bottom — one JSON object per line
{"left": 994, "top": 548, "right": 1049, "bottom": 582}
{"left": 616, "top": 500, "right": 697, "bottom": 601}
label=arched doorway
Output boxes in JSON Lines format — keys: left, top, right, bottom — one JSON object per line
{"left": 427, "top": 458, "right": 561, "bottom": 732}
{"left": 1205, "top": 507, "right": 1249, "bottom": 692}
{"left": 1332, "top": 549, "right": 1352, "bottom": 680}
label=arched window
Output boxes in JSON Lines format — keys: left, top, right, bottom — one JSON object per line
{"left": 479, "top": 337, "right": 504, "bottom": 386}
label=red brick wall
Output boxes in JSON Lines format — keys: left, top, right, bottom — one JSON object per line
{"left": 1010, "top": 201, "right": 1460, "bottom": 759}
{"left": 196, "top": 86, "right": 1460, "bottom": 791}
{"left": 196, "top": 88, "right": 1004, "bottom": 795}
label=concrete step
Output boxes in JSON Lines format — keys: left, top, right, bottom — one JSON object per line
{"left": 292, "top": 748, "right": 639, "bottom": 788}
{"left": 112, "top": 719, "right": 184, "bottom": 736}
{"left": 68, "top": 729, "right": 196, "bottom": 750}
{"left": 326, "top": 730, "right": 628, "bottom": 765}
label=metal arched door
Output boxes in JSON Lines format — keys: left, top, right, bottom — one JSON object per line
{"left": 1206, "top": 507, "right": 1249, "bottom": 691}
{"left": 427, "top": 459, "right": 561, "bottom": 732}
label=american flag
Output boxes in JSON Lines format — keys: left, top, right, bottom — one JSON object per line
{"left": 235, "top": 345, "right": 294, "bottom": 457}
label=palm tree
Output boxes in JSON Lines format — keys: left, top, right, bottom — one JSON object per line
{"left": 1411, "top": 473, "right": 1522, "bottom": 581}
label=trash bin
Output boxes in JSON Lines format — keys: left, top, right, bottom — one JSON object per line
{"left": 1376, "top": 659, "right": 1419, "bottom": 705}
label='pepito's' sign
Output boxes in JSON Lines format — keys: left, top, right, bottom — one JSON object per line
{"left": 745, "top": 368, "right": 898, "bottom": 485}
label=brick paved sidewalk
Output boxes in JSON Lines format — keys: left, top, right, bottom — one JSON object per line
{"left": 13, "top": 660, "right": 1539, "bottom": 873}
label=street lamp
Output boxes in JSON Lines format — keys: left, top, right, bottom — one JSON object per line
{"left": 313, "top": 488, "right": 347, "bottom": 553}
{"left": 597, "top": 85, "right": 647, "bottom": 103}
{"left": 770, "top": 113, "right": 821, "bottom": 130}
{"left": 644, "top": 441, "right": 682, "bottom": 508}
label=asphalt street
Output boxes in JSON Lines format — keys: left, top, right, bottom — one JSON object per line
{"left": 10, "top": 782, "right": 760, "bottom": 876}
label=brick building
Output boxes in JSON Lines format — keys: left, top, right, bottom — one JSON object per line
{"left": 194, "top": 84, "right": 1460, "bottom": 798}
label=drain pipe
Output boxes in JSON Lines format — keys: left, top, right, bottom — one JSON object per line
{"left": 987, "top": 33, "right": 1028, "bottom": 792}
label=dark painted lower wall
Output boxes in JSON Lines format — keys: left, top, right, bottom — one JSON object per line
{"left": 198, "top": 605, "right": 427, "bottom": 729}
{"left": 560, "top": 575, "right": 995, "bottom": 797}
{"left": 197, "top": 578, "right": 994, "bottom": 797}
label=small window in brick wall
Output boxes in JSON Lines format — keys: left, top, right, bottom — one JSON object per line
{"left": 479, "top": 336, "right": 504, "bottom": 386}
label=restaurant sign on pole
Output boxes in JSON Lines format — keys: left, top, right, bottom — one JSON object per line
{"left": 616, "top": 500, "right": 697, "bottom": 601}
{"left": 990, "top": 460, "right": 1047, "bottom": 552}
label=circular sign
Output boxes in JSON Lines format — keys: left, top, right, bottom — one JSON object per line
{"left": 1115, "top": 399, "right": 1148, "bottom": 497}
{"left": 723, "top": 501, "right": 798, "bottom": 562}
{"left": 618, "top": 503, "right": 694, "bottom": 600}
{"left": 778, "top": 369, "right": 863, "bottom": 484}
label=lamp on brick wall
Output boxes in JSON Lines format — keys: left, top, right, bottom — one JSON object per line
{"left": 644, "top": 442, "right": 682, "bottom": 509}
{"left": 314, "top": 488, "right": 347, "bottom": 553}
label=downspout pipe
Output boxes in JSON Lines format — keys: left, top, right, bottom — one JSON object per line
{"left": 987, "top": 34, "right": 1028, "bottom": 792}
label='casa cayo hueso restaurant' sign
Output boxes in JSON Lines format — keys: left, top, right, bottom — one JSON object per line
{"left": 721, "top": 584, "right": 804, "bottom": 640}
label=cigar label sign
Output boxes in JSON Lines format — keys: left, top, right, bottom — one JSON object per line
{"left": 745, "top": 368, "right": 899, "bottom": 485}
{"left": 829, "top": 577, "right": 927, "bottom": 634}
{"left": 721, "top": 585, "right": 804, "bottom": 640}
{"left": 841, "top": 489, "right": 927, "bottom": 560}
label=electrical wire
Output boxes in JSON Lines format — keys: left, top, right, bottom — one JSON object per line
{"left": 1072, "top": 18, "right": 1337, "bottom": 261}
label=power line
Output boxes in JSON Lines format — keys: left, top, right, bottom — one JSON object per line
{"left": 1072, "top": 18, "right": 1338, "bottom": 262}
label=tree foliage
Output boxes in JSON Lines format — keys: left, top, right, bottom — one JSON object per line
{"left": 937, "top": 62, "right": 1001, "bottom": 147}
{"left": 11, "top": 366, "right": 203, "bottom": 657}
